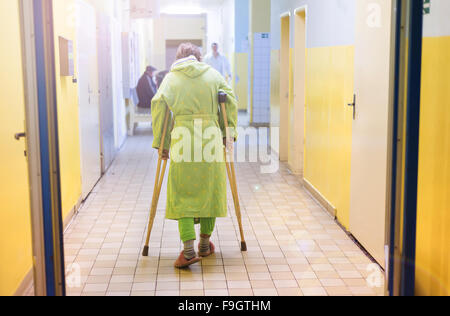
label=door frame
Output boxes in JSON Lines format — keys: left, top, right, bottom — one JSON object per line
{"left": 399, "top": 0, "right": 423, "bottom": 297}
{"left": 19, "top": 0, "right": 47, "bottom": 296}
{"left": 279, "top": 12, "right": 290, "bottom": 162}
{"left": 387, "top": 0, "right": 408, "bottom": 297}
{"left": 289, "top": 6, "right": 307, "bottom": 175}
{"left": 387, "top": 0, "right": 424, "bottom": 296}
{"left": 20, "top": 0, "right": 66, "bottom": 296}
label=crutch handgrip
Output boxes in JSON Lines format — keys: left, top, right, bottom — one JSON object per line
{"left": 219, "top": 91, "right": 228, "bottom": 104}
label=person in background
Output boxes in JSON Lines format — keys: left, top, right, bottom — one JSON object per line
{"left": 156, "top": 70, "right": 169, "bottom": 89}
{"left": 151, "top": 43, "right": 238, "bottom": 269}
{"left": 136, "top": 66, "right": 157, "bottom": 109}
{"left": 204, "top": 43, "right": 232, "bottom": 83}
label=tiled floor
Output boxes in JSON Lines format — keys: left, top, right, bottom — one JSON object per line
{"left": 64, "top": 125, "right": 384, "bottom": 297}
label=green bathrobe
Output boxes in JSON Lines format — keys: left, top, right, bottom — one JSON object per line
{"left": 151, "top": 56, "right": 238, "bottom": 220}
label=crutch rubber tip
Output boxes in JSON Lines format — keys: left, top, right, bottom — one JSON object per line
{"left": 142, "top": 246, "right": 149, "bottom": 257}
{"left": 241, "top": 242, "right": 248, "bottom": 252}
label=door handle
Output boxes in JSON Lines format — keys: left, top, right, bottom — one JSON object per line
{"left": 14, "top": 132, "right": 26, "bottom": 141}
{"left": 348, "top": 94, "right": 356, "bottom": 120}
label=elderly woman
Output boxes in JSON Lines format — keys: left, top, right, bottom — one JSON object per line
{"left": 151, "top": 43, "right": 238, "bottom": 269}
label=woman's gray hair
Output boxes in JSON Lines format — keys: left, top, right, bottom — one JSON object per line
{"left": 176, "top": 42, "right": 202, "bottom": 62}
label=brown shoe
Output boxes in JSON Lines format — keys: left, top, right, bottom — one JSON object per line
{"left": 198, "top": 242, "right": 215, "bottom": 258}
{"left": 174, "top": 252, "right": 202, "bottom": 269}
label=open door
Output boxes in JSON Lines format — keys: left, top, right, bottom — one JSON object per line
{"left": 97, "top": 13, "right": 116, "bottom": 173}
{"left": 0, "top": 0, "right": 33, "bottom": 296}
{"left": 279, "top": 13, "right": 290, "bottom": 162}
{"left": 349, "top": 0, "right": 394, "bottom": 267}
{"left": 77, "top": 0, "right": 101, "bottom": 199}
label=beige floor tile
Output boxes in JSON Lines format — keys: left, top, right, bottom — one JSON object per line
{"left": 343, "top": 278, "right": 368, "bottom": 287}
{"left": 205, "top": 289, "right": 229, "bottom": 296}
{"left": 225, "top": 272, "right": 249, "bottom": 281}
{"left": 315, "top": 271, "right": 341, "bottom": 279}
{"left": 180, "top": 281, "right": 204, "bottom": 290}
{"left": 229, "top": 289, "right": 254, "bottom": 296}
{"left": 298, "top": 279, "right": 322, "bottom": 288}
{"left": 157, "top": 274, "right": 180, "bottom": 282}
{"left": 204, "top": 280, "right": 227, "bottom": 290}
{"left": 227, "top": 280, "right": 252, "bottom": 289}
{"left": 325, "top": 286, "right": 353, "bottom": 296}
{"left": 84, "top": 284, "right": 108, "bottom": 292}
{"left": 248, "top": 272, "right": 272, "bottom": 281}
{"left": 109, "top": 275, "right": 134, "bottom": 283}
{"left": 113, "top": 267, "right": 136, "bottom": 275}
{"left": 81, "top": 291, "right": 105, "bottom": 296}
{"left": 319, "top": 279, "right": 345, "bottom": 287}
{"left": 338, "top": 270, "right": 363, "bottom": 279}
{"left": 251, "top": 280, "right": 275, "bottom": 289}
{"left": 156, "top": 281, "right": 179, "bottom": 291}
{"left": 273, "top": 280, "right": 299, "bottom": 289}
{"left": 202, "top": 266, "right": 224, "bottom": 274}
{"left": 180, "top": 273, "right": 203, "bottom": 281}
{"left": 132, "top": 282, "right": 156, "bottom": 291}
{"left": 277, "top": 288, "right": 303, "bottom": 296}
{"left": 134, "top": 275, "right": 157, "bottom": 283}
{"left": 86, "top": 275, "right": 111, "bottom": 284}
{"left": 203, "top": 273, "right": 226, "bottom": 281}
{"left": 108, "top": 283, "right": 133, "bottom": 292}
{"left": 224, "top": 265, "right": 247, "bottom": 273}
{"left": 156, "top": 290, "right": 180, "bottom": 296}
{"left": 268, "top": 265, "right": 291, "bottom": 273}
{"left": 106, "top": 291, "right": 131, "bottom": 296}
{"left": 349, "top": 287, "right": 376, "bottom": 296}
{"left": 253, "top": 288, "right": 279, "bottom": 296}
{"left": 130, "top": 291, "right": 155, "bottom": 296}
{"left": 301, "top": 287, "right": 328, "bottom": 296}
{"left": 180, "top": 290, "right": 204, "bottom": 296}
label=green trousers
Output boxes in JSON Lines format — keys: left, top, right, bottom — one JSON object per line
{"left": 178, "top": 218, "right": 216, "bottom": 243}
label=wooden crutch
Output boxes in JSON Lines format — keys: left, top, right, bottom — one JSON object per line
{"left": 219, "top": 92, "right": 247, "bottom": 252}
{"left": 142, "top": 107, "right": 171, "bottom": 257}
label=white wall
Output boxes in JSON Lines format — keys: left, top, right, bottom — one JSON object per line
{"left": 271, "top": 0, "right": 355, "bottom": 49}
{"left": 154, "top": 0, "right": 234, "bottom": 60}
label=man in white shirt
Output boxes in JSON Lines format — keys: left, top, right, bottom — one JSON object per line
{"left": 204, "top": 43, "right": 232, "bottom": 82}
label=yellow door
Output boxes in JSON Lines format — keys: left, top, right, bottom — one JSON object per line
{"left": 0, "top": 0, "right": 33, "bottom": 295}
{"left": 349, "top": 0, "right": 393, "bottom": 267}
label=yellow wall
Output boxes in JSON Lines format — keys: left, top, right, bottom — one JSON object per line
{"left": 303, "top": 46, "right": 354, "bottom": 228}
{"left": 53, "top": 0, "right": 83, "bottom": 219}
{"left": 0, "top": 0, "right": 33, "bottom": 296}
{"left": 415, "top": 36, "right": 450, "bottom": 296}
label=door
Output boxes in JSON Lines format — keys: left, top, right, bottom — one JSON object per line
{"left": 77, "top": 0, "right": 101, "bottom": 199}
{"left": 349, "top": 0, "right": 393, "bottom": 267}
{"left": 279, "top": 14, "right": 290, "bottom": 162}
{"left": 0, "top": 0, "right": 32, "bottom": 295}
{"left": 111, "top": 19, "right": 126, "bottom": 149}
{"left": 97, "top": 13, "right": 115, "bottom": 173}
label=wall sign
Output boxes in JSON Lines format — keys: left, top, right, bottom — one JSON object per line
{"left": 424, "top": 0, "right": 431, "bottom": 15}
